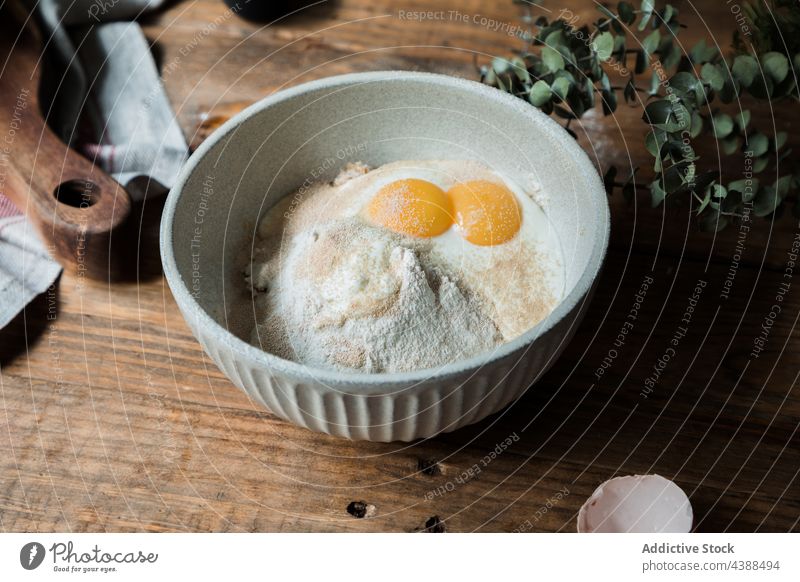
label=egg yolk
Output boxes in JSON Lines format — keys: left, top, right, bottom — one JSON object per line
{"left": 366, "top": 179, "right": 453, "bottom": 238}
{"left": 448, "top": 180, "right": 521, "bottom": 246}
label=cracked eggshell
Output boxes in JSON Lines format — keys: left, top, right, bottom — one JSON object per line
{"left": 577, "top": 474, "right": 693, "bottom": 533}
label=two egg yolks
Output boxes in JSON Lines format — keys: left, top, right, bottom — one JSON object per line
{"left": 365, "top": 178, "right": 521, "bottom": 246}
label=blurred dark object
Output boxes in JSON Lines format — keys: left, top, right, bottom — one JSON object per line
{"left": 223, "top": 0, "right": 321, "bottom": 22}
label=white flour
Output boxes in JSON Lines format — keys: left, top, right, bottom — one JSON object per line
{"left": 249, "top": 217, "right": 501, "bottom": 373}
{"left": 243, "top": 161, "right": 560, "bottom": 373}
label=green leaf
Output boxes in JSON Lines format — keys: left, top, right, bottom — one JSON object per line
{"left": 775, "top": 175, "right": 792, "bottom": 198}
{"left": 542, "top": 46, "right": 565, "bottom": 72}
{"left": 662, "top": 41, "right": 682, "bottom": 70}
{"left": 529, "top": 80, "right": 552, "bottom": 107}
{"left": 509, "top": 57, "right": 531, "bottom": 84}
{"left": 624, "top": 79, "right": 637, "bottom": 104}
{"left": 642, "top": 29, "right": 661, "bottom": 56}
{"left": 732, "top": 55, "right": 758, "bottom": 87}
{"left": 650, "top": 178, "right": 666, "bottom": 207}
{"left": 753, "top": 186, "right": 780, "bottom": 217}
{"left": 618, "top": 2, "right": 635, "bottom": 25}
{"left": 729, "top": 178, "right": 759, "bottom": 201}
{"left": 552, "top": 77, "right": 570, "bottom": 100}
{"left": 492, "top": 57, "right": 511, "bottom": 74}
{"left": 722, "top": 136, "right": 739, "bottom": 155}
{"left": 746, "top": 133, "right": 769, "bottom": 157}
{"left": 602, "top": 88, "right": 618, "bottom": 115}
{"left": 690, "top": 111, "right": 703, "bottom": 138}
{"left": 643, "top": 99, "right": 690, "bottom": 132}
{"left": 712, "top": 113, "right": 734, "bottom": 139}
{"left": 592, "top": 32, "right": 614, "bottom": 62}
{"left": 583, "top": 77, "right": 596, "bottom": 108}
{"left": 690, "top": 39, "right": 718, "bottom": 63}
{"left": 649, "top": 71, "right": 661, "bottom": 95}
{"left": 763, "top": 52, "right": 789, "bottom": 83}
{"left": 700, "top": 208, "right": 729, "bottom": 232}
{"left": 639, "top": 0, "right": 655, "bottom": 31}
{"left": 701, "top": 63, "right": 725, "bottom": 92}
{"left": 635, "top": 49, "right": 648, "bottom": 74}
{"left": 670, "top": 72, "right": 699, "bottom": 95}
{"left": 643, "top": 100, "right": 673, "bottom": 125}
{"left": 701, "top": 183, "right": 725, "bottom": 214}
{"left": 734, "top": 110, "right": 751, "bottom": 131}
{"left": 775, "top": 131, "right": 788, "bottom": 151}
{"left": 544, "top": 29, "right": 566, "bottom": 50}
{"left": 718, "top": 78, "right": 738, "bottom": 103}
{"left": 613, "top": 34, "right": 626, "bottom": 56}
{"left": 645, "top": 128, "right": 668, "bottom": 157}
{"left": 662, "top": 4, "right": 675, "bottom": 25}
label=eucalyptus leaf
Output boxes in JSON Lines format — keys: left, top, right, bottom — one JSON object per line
{"left": 649, "top": 71, "right": 661, "bottom": 95}
{"left": 635, "top": 49, "right": 648, "bottom": 74}
{"left": 746, "top": 133, "right": 769, "bottom": 157}
{"left": 509, "top": 57, "right": 531, "bottom": 83}
{"left": 643, "top": 99, "right": 690, "bottom": 131}
{"left": 492, "top": 57, "right": 511, "bottom": 74}
{"left": 624, "top": 79, "right": 637, "bottom": 104}
{"left": 700, "top": 62, "right": 725, "bottom": 91}
{"left": 753, "top": 186, "right": 779, "bottom": 217}
{"left": 776, "top": 131, "right": 788, "bottom": 150}
{"left": 592, "top": 32, "right": 614, "bottom": 62}
{"left": 602, "top": 88, "right": 618, "bottom": 114}
{"left": 662, "top": 4, "right": 675, "bottom": 25}
{"left": 735, "top": 109, "right": 751, "bottom": 131}
{"left": 650, "top": 178, "right": 666, "bottom": 207}
{"left": 690, "top": 39, "right": 718, "bottom": 63}
{"left": 642, "top": 29, "right": 661, "bottom": 56}
{"left": 690, "top": 111, "right": 703, "bottom": 138}
{"left": 542, "top": 46, "right": 565, "bottom": 72}
{"left": 645, "top": 128, "right": 668, "bottom": 157}
{"left": 753, "top": 157, "right": 769, "bottom": 173}
{"left": 552, "top": 76, "right": 570, "bottom": 100}
{"left": 763, "top": 52, "right": 789, "bottom": 83}
{"left": 732, "top": 55, "right": 758, "bottom": 87}
{"left": 618, "top": 1, "right": 635, "bottom": 25}
{"left": 718, "top": 78, "right": 738, "bottom": 103}
{"left": 697, "top": 184, "right": 713, "bottom": 214}
{"left": 729, "top": 178, "right": 759, "bottom": 202}
{"left": 712, "top": 113, "right": 734, "bottom": 138}
{"left": 639, "top": 0, "right": 655, "bottom": 31}
{"left": 775, "top": 175, "right": 792, "bottom": 198}
{"left": 529, "top": 80, "right": 552, "bottom": 106}
{"left": 721, "top": 136, "right": 739, "bottom": 155}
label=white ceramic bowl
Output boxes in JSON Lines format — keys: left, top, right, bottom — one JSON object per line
{"left": 160, "top": 71, "right": 609, "bottom": 442}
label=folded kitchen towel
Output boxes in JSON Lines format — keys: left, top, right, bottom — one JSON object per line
{"left": 0, "top": 198, "right": 63, "bottom": 329}
{"left": 0, "top": 0, "right": 186, "bottom": 329}
{"left": 38, "top": 0, "right": 189, "bottom": 197}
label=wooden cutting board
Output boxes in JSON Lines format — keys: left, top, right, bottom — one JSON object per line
{"left": 0, "top": 0, "right": 131, "bottom": 279}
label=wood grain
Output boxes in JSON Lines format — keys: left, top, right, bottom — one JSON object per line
{"left": 0, "top": 3, "right": 131, "bottom": 280}
{"left": 0, "top": 0, "right": 798, "bottom": 533}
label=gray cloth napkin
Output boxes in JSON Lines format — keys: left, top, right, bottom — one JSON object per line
{"left": 0, "top": 0, "right": 187, "bottom": 329}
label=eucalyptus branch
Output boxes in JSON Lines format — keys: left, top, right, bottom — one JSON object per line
{"left": 481, "top": 0, "right": 800, "bottom": 231}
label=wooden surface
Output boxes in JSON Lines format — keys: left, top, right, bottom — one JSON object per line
{"left": 1, "top": 0, "right": 799, "bottom": 532}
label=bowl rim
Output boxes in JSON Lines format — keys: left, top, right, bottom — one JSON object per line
{"left": 160, "top": 70, "right": 610, "bottom": 389}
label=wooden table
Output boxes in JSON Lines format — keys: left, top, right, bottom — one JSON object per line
{"left": 1, "top": 0, "right": 798, "bottom": 532}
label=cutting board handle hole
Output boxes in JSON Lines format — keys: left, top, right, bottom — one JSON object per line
{"left": 54, "top": 180, "right": 100, "bottom": 208}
